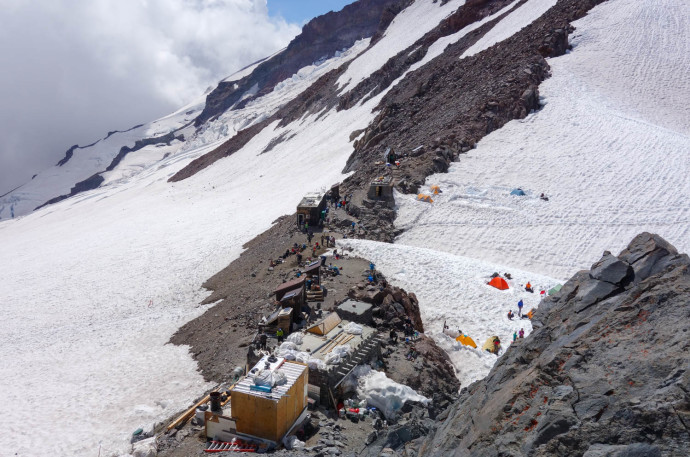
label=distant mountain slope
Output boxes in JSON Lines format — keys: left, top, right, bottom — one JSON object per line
{"left": 0, "top": 0, "right": 408, "bottom": 220}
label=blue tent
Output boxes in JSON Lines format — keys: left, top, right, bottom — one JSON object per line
{"left": 510, "top": 188, "right": 526, "bottom": 196}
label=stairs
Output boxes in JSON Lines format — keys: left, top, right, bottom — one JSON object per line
{"left": 332, "top": 333, "right": 384, "bottom": 386}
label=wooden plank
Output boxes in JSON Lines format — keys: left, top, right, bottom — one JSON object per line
{"left": 167, "top": 379, "right": 240, "bottom": 431}
{"left": 321, "top": 332, "right": 349, "bottom": 354}
{"left": 167, "top": 390, "right": 215, "bottom": 431}
{"left": 326, "top": 334, "right": 355, "bottom": 354}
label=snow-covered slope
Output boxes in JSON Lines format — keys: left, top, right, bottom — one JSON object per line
{"left": 396, "top": 0, "right": 690, "bottom": 280}
{"left": 339, "top": 0, "right": 689, "bottom": 387}
{"left": 1, "top": 0, "right": 688, "bottom": 455}
{"left": 0, "top": 95, "right": 204, "bottom": 220}
{"left": 0, "top": 1, "right": 465, "bottom": 456}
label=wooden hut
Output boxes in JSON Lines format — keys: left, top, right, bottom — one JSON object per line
{"left": 367, "top": 176, "right": 394, "bottom": 206}
{"left": 302, "top": 260, "right": 321, "bottom": 283}
{"left": 274, "top": 277, "right": 305, "bottom": 302}
{"left": 230, "top": 357, "right": 309, "bottom": 443}
{"left": 296, "top": 192, "right": 326, "bottom": 227}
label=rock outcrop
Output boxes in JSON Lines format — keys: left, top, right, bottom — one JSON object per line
{"left": 194, "top": 0, "right": 406, "bottom": 127}
{"left": 415, "top": 233, "right": 690, "bottom": 456}
{"left": 348, "top": 282, "right": 424, "bottom": 332}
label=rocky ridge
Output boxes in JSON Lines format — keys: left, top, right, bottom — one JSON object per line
{"left": 402, "top": 233, "right": 690, "bottom": 457}
{"left": 193, "top": 0, "right": 407, "bottom": 127}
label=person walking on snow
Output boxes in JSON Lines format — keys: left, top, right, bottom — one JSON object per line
{"left": 513, "top": 331, "right": 518, "bottom": 342}
{"left": 519, "top": 328, "right": 525, "bottom": 339}
{"left": 517, "top": 299, "right": 524, "bottom": 317}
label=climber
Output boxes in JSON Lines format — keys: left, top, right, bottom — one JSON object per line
{"left": 493, "top": 337, "right": 501, "bottom": 354}
{"left": 525, "top": 282, "right": 534, "bottom": 293}
{"left": 507, "top": 310, "right": 514, "bottom": 320}
{"left": 517, "top": 299, "right": 524, "bottom": 317}
{"left": 513, "top": 331, "right": 518, "bottom": 342}
{"left": 259, "top": 332, "right": 268, "bottom": 350}
{"left": 519, "top": 328, "right": 525, "bottom": 339}
{"left": 276, "top": 328, "right": 284, "bottom": 343}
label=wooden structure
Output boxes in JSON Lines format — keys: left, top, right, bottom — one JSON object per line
{"left": 306, "top": 312, "right": 341, "bottom": 336}
{"left": 230, "top": 357, "right": 309, "bottom": 443}
{"left": 296, "top": 192, "right": 326, "bottom": 227}
{"left": 262, "top": 307, "right": 292, "bottom": 335}
{"left": 302, "top": 260, "right": 321, "bottom": 283}
{"left": 274, "top": 277, "right": 305, "bottom": 302}
{"left": 367, "top": 176, "right": 394, "bottom": 203}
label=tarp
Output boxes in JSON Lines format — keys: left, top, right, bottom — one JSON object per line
{"left": 488, "top": 276, "right": 509, "bottom": 290}
{"left": 548, "top": 284, "right": 563, "bottom": 295}
{"left": 306, "top": 312, "right": 341, "bottom": 335}
{"left": 417, "top": 194, "right": 434, "bottom": 203}
{"left": 482, "top": 336, "right": 501, "bottom": 354}
{"left": 510, "top": 188, "right": 526, "bottom": 196}
{"left": 455, "top": 334, "right": 477, "bottom": 348}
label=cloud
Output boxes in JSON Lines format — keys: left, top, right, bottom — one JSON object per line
{"left": 0, "top": 0, "right": 301, "bottom": 194}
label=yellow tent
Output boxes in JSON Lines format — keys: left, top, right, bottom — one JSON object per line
{"left": 430, "top": 185, "right": 440, "bottom": 195}
{"left": 417, "top": 194, "right": 434, "bottom": 203}
{"left": 482, "top": 336, "right": 501, "bottom": 354}
{"left": 455, "top": 334, "right": 477, "bottom": 348}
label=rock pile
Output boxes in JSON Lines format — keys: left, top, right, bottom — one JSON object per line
{"left": 347, "top": 282, "right": 424, "bottom": 332}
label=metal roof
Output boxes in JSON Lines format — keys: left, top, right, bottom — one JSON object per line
{"left": 370, "top": 176, "right": 393, "bottom": 185}
{"left": 297, "top": 192, "right": 325, "bottom": 208}
{"left": 232, "top": 356, "right": 307, "bottom": 402}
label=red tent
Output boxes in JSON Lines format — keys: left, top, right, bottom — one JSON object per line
{"left": 488, "top": 277, "right": 509, "bottom": 290}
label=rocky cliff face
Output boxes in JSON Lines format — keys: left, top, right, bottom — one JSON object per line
{"left": 415, "top": 233, "right": 690, "bottom": 456}
{"left": 194, "top": 0, "right": 406, "bottom": 127}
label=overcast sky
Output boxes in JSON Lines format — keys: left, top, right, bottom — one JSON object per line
{"left": 0, "top": 0, "right": 353, "bottom": 195}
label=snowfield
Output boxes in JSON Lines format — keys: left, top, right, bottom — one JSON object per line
{"left": 340, "top": 239, "right": 557, "bottom": 387}
{"left": 342, "top": 0, "right": 689, "bottom": 388}
{"left": 397, "top": 0, "right": 690, "bottom": 280}
{"left": 0, "top": 0, "right": 688, "bottom": 455}
{"left": 0, "top": 2, "right": 461, "bottom": 455}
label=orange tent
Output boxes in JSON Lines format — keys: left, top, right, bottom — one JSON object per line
{"left": 488, "top": 277, "right": 509, "bottom": 290}
{"left": 455, "top": 334, "right": 477, "bottom": 348}
{"left": 417, "top": 194, "right": 434, "bottom": 203}
{"left": 430, "top": 185, "right": 441, "bottom": 195}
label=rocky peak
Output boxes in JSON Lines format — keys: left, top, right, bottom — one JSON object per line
{"left": 194, "top": 0, "right": 405, "bottom": 127}
{"left": 415, "top": 233, "right": 690, "bottom": 456}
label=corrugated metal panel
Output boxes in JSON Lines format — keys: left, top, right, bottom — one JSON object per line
{"left": 232, "top": 358, "right": 307, "bottom": 402}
